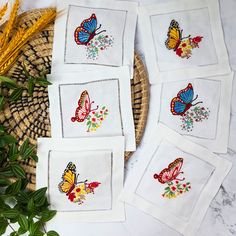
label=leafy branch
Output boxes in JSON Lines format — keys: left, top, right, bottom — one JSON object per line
{"left": 0, "top": 126, "right": 58, "bottom": 236}
{"left": 0, "top": 64, "right": 51, "bottom": 111}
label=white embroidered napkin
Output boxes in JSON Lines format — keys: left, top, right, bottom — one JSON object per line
{"left": 149, "top": 73, "right": 233, "bottom": 153}
{"left": 119, "top": 124, "right": 232, "bottom": 236}
{"left": 36, "top": 136, "right": 125, "bottom": 222}
{"left": 48, "top": 66, "right": 136, "bottom": 151}
{"left": 139, "top": 0, "right": 231, "bottom": 84}
{"left": 51, "top": 0, "right": 137, "bottom": 77}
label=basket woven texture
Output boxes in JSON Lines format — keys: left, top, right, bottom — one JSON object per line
{"left": 0, "top": 9, "right": 149, "bottom": 190}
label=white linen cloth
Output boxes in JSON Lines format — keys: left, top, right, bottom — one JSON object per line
{"left": 139, "top": 0, "right": 231, "bottom": 84}
{"left": 151, "top": 73, "right": 233, "bottom": 153}
{"left": 36, "top": 136, "right": 125, "bottom": 222}
{"left": 120, "top": 124, "right": 232, "bottom": 236}
{"left": 51, "top": 0, "right": 137, "bottom": 78}
{"left": 48, "top": 66, "right": 136, "bottom": 151}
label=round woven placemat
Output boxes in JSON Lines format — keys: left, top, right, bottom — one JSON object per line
{"left": 0, "top": 9, "right": 149, "bottom": 190}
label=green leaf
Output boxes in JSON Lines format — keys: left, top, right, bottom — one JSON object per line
{"left": 18, "top": 227, "right": 27, "bottom": 235}
{"left": 0, "top": 178, "right": 10, "bottom": 187}
{"left": 41, "top": 210, "right": 57, "bottom": 222}
{"left": 27, "top": 198, "right": 35, "bottom": 212}
{"left": 35, "top": 195, "right": 46, "bottom": 207}
{"left": 33, "top": 230, "right": 45, "bottom": 236}
{"left": 2, "top": 209, "right": 19, "bottom": 219}
{"left": 28, "top": 78, "right": 35, "bottom": 97}
{"left": 0, "top": 75, "right": 17, "bottom": 85}
{"left": 31, "top": 154, "right": 38, "bottom": 162}
{"left": 9, "top": 143, "right": 19, "bottom": 161}
{"left": 5, "top": 179, "right": 22, "bottom": 195}
{"left": 18, "top": 214, "right": 28, "bottom": 231}
{"left": 16, "top": 191, "right": 30, "bottom": 204}
{"left": 35, "top": 78, "right": 52, "bottom": 86}
{"left": 9, "top": 87, "right": 24, "bottom": 101}
{"left": 29, "top": 221, "right": 41, "bottom": 235}
{"left": 0, "top": 167, "right": 14, "bottom": 177}
{"left": 47, "top": 230, "right": 60, "bottom": 236}
{"left": 0, "top": 96, "right": 5, "bottom": 111}
{"left": 19, "top": 138, "right": 29, "bottom": 155}
{"left": 2, "top": 81, "right": 18, "bottom": 89}
{"left": 0, "top": 135, "right": 17, "bottom": 147}
{"left": 22, "top": 146, "right": 35, "bottom": 160}
{"left": 11, "top": 164, "right": 26, "bottom": 178}
{"left": 0, "top": 217, "right": 8, "bottom": 235}
{"left": 31, "top": 187, "right": 47, "bottom": 202}
{"left": 0, "top": 125, "right": 5, "bottom": 133}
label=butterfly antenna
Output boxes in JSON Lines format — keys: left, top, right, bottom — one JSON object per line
{"left": 90, "top": 101, "right": 99, "bottom": 111}
{"left": 96, "top": 24, "right": 102, "bottom": 30}
{"left": 96, "top": 29, "right": 106, "bottom": 36}
{"left": 176, "top": 177, "right": 185, "bottom": 181}
{"left": 192, "top": 101, "right": 203, "bottom": 106}
{"left": 192, "top": 94, "right": 198, "bottom": 102}
{"left": 182, "top": 34, "right": 191, "bottom": 40}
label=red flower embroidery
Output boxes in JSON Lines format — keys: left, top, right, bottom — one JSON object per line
{"left": 176, "top": 48, "right": 183, "bottom": 57}
{"left": 92, "top": 118, "right": 96, "bottom": 122}
{"left": 68, "top": 192, "right": 76, "bottom": 202}
{"left": 171, "top": 186, "right": 176, "bottom": 191}
{"left": 192, "top": 36, "right": 203, "bottom": 44}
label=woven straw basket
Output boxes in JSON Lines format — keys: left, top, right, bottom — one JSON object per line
{"left": 0, "top": 9, "right": 149, "bottom": 190}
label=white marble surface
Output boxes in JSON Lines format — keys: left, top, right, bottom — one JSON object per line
{"left": 2, "top": 0, "right": 236, "bottom": 235}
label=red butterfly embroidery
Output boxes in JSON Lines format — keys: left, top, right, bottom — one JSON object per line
{"left": 71, "top": 90, "right": 98, "bottom": 123}
{"left": 153, "top": 158, "right": 185, "bottom": 184}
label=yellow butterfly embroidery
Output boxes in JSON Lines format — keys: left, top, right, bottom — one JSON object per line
{"left": 58, "top": 162, "right": 101, "bottom": 204}
{"left": 165, "top": 19, "right": 203, "bottom": 59}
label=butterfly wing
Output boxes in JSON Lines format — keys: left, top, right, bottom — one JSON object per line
{"left": 170, "top": 97, "right": 187, "bottom": 115}
{"left": 71, "top": 90, "right": 91, "bottom": 122}
{"left": 168, "top": 158, "right": 183, "bottom": 180}
{"left": 165, "top": 19, "right": 182, "bottom": 50}
{"left": 159, "top": 168, "right": 174, "bottom": 183}
{"left": 177, "top": 83, "right": 194, "bottom": 104}
{"left": 58, "top": 162, "right": 76, "bottom": 194}
{"left": 74, "top": 27, "right": 91, "bottom": 45}
{"left": 81, "top": 13, "right": 97, "bottom": 34}
{"left": 77, "top": 90, "right": 91, "bottom": 122}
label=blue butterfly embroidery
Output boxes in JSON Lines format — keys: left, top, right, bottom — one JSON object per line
{"left": 170, "top": 83, "right": 202, "bottom": 116}
{"left": 74, "top": 14, "right": 106, "bottom": 45}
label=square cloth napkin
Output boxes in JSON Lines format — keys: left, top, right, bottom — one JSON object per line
{"left": 51, "top": 0, "right": 137, "bottom": 77}
{"left": 119, "top": 124, "right": 232, "bottom": 236}
{"left": 48, "top": 66, "right": 135, "bottom": 151}
{"left": 36, "top": 136, "right": 125, "bottom": 222}
{"left": 139, "top": 0, "right": 231, "bottom": 84}
{"left": 149, "top": 73, "right": 233, "bottom": 153}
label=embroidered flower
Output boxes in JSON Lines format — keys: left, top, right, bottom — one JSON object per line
{"left": 180, "top": 106, "right": 210, "bottom": 132}
{"left": 68, "top": 192, "right": 76, "bottom": 202}
{"left": 86, "top": 34, "right": 114, "bottom": 60}
{"left": 86, "top": 106, "right": 109, "bottom": 132}
{"left": 171, "top": 186, "right": 176, "bottom": 191}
